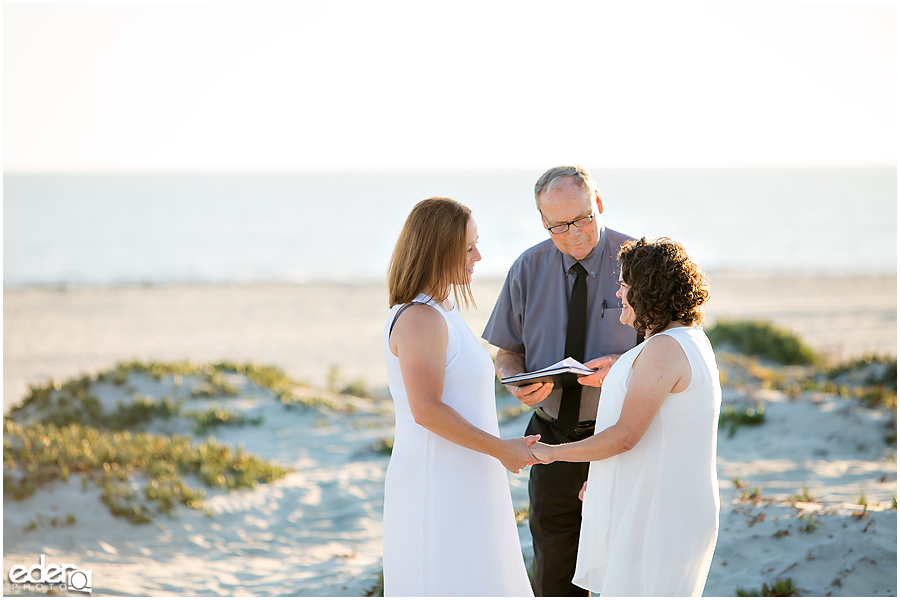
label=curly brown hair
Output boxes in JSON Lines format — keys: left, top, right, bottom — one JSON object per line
{"left": 618, "top": 237, "right": 709, "bottom": 336}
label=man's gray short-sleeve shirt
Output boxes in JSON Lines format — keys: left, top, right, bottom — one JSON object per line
{"left": 483, "top": 226, "right": 639, "bottom": 421}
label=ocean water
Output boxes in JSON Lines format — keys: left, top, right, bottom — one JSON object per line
{"left": 3, "top": 167, "right": 896, "bottom": 287}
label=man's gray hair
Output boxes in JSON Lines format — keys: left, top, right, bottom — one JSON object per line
{"left": 533, "top": 165, "right": 598, "bottom": 210}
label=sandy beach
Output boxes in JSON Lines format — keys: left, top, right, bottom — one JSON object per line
{"left": 3, "top": 272, "right": 897, "bottom": 596}
{"left": 3, "top": 273, "right": 896, "bottom": 414}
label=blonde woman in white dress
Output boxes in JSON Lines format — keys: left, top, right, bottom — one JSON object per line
{"left": 383, "top": 197, "right": 536, "bottom": 597}
{"left": 530, "top": 237, "right": 721, "bottom": 597}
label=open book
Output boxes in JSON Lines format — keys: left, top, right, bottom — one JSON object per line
{"left": 500, "top": 357, "right": 595, "bottom": 386}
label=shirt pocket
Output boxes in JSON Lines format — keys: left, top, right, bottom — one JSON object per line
{"left": 597, "top": 307, "right": 639, "bottom": 353}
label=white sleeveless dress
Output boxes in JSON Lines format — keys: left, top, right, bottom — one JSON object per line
{"left": 573, "top": 326, "right": 721, "bottom": 596}
{"left": 382, "top": 294, "right": 534, "bottom": 597}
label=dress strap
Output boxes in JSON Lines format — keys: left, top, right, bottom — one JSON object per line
{"left": 389, "top": 301, "right": 427, "bottom": 336}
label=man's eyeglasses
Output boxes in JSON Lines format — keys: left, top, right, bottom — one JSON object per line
{"left": 542, "top": 213, "right": 594, "bottom": 235}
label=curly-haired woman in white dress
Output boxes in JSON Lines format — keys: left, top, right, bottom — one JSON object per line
{"left": 383, "top": 197, "right": 536, "bottom": 597}
{"left": 530, "top": 237, "right": 721, "bottom": 596}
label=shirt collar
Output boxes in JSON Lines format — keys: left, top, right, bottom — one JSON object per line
{"left": 562, "top": 225, "right": 608, "bottom": 277}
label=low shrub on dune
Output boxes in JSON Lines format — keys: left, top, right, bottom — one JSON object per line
{"left": 707, "top": 320, "right": 820, "bottom": 366}
{"left": 3, "top": 419, "right": 289, "bottom": 524}
{"left": 3, "top": 360, "right": 300, "bottom": 525}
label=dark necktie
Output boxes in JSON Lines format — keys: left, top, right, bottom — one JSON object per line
{"left": 557, "top": 262, "right": 587, "bottom": 436}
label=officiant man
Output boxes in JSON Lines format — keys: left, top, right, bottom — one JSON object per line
{"left": 483, "top": 165, "right": 640, "bottom": 596}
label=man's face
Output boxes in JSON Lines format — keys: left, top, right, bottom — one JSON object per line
{"left": 538, "top": 178, "right": 603, "bottom": 261}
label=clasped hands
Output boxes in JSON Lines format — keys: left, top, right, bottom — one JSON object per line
{"left": 498, "top": 354, "right": 619, "bottom": 474}
{"left": 500, "top": 437, "right": 588, "bottom": 500}
{"left": 499, "top": 435, "right": 555, "bottom": 473}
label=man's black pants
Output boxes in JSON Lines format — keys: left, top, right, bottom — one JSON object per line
{"left": 526, "top": 412, "right": 592, "bottom": 597}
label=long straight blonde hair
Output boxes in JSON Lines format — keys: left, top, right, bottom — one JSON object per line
{"left": 388, "top": 197, "right": 476, "bottom": 309}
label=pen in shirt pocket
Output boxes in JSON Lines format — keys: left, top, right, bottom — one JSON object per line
{"left": 601, "top": 299, "right": 607, "bottom": 318}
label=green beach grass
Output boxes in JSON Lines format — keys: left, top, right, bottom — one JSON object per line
{"left": 709, "top": 320, "right": 896, "bottom": 442}
{"left": 5, "top": 322, "right": 896, "bottom": 534}
{"left": 1, "top": 360, "right": 346, "bottom": 525}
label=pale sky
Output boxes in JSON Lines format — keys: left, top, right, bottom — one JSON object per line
{"left": 3, "top": 1, "right": 897, "bottom": 172}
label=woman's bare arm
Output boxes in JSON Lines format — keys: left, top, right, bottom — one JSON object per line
{"left": 392, "top": 304, "right": 538, "bottom": 472}
{"left": 529, "top": 334, "right": 690, "bottom": 464}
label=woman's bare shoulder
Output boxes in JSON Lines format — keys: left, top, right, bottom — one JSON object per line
{"left": 391, "top": 303, "right": 446, "bottom": 339}
{"left": 634, "top": 331, "right": 688, "bottom": 367}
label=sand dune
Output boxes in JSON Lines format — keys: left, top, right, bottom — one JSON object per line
{"left": 3, "top": 274, "right": 897, "bottom": 596}
{"left": 3, "top": 355, "right": 896, "bottom": 597}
